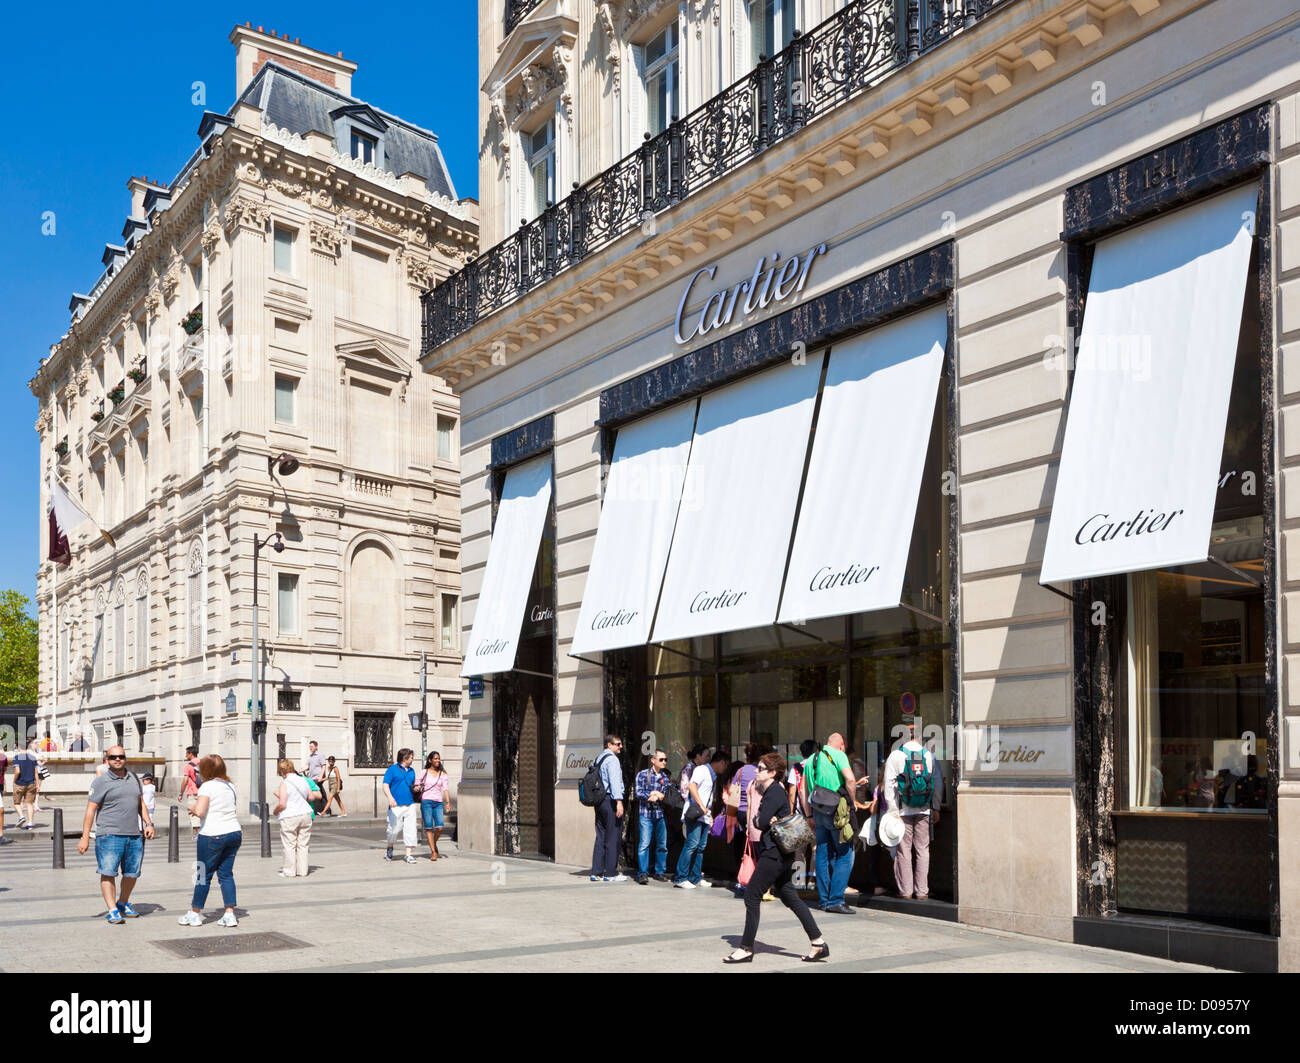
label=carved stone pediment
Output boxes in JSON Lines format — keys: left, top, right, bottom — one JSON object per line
{"left": 508, "top": 45, "right": 571, "bottom": 126}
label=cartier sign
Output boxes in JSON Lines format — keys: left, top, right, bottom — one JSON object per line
{"left": 675, "top": 243, "right": 827, "bottom": 345}
{"left": 560, "top": 744, "right": 603, "bottom": 780}
{"left": 462, "top": 747, "right": 493, "bottom": 779}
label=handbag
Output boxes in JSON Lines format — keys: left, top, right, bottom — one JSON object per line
{"left": 724, "top": 772, "right": 741, "bottom": 811}
{"left": 660, "top": 783, "right": 684, "bottom": 814}
{"left": 770, "top": 810, "right": 815, "bottom": 854}
{"left": 684, "top": 801, "right": 705, "bottom": 822}
{"left": 738, "top": 838, "right": 756, "bottom": 886}
{"left": 411, "top": 769, "right": 426, "bottom": 800}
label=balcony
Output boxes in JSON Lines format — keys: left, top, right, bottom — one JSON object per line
{"left": 505, "top": 0, "right": 545, "bottom": 34}
{"left": 423, "top": 0, "right": 1018, "bottom": 355}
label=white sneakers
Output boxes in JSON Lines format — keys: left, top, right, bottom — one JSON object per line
{"left": 673, "top": 880, "right": 711, "bottom": 889}
{"left": 605, "top": 873, "right": 629, "bottom": 882}
{"left": 179, "top": 910, "right": 238, "bottom": 927}
{"left": 675, "top": 881, "right": 697, "bottom": 889}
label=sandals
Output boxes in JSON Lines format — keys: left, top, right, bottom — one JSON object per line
{"left": 802, "top": 941, "right": 830, "bottom": 963}
{"left": 722, "top": 949, "right": 754, "bottom": 964}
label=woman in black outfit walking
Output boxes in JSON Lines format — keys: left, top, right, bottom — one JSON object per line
{"left": 724, "top": 752, "right": 828, "bottom": 964}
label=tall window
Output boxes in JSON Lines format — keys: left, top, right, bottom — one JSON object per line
{"left": 273, "top": 224, "right": 295, "bottom": 275}
{"left": 437, "top": 415, "right": 456, "bottom": 461}
{"left": 114, "top": 599, "right": 125, "bottom": 676}
{"left": 527, "top": 121, "right": 556, "bottom": 220}
{"left": 93, "top": 613, "right": 104, "bottom": 681}
{"left": 187, "top": 569, "right": 203, "bottom": 657}
{"left": 136, "top": 593, "right": 147, "bottom": 669}
{"left": 749, "top": 0, "right": 796, "bottom": 69}
{"left": 277, "top": 573, "right": 300, "bottom": 636}
{"left": 274, "top": 375, "right": 297, "bottom": 425}
{"left": 351, "top": 129, "right": 377, "bottom": 164}
{"left": 441, "top": 594, "right": 458, "bottom": 650}
{"left": 644, "top": 23, "right": 680, "bottom": 136}
{"left": 57, "top": 613, "right": 69, "bottom": 691}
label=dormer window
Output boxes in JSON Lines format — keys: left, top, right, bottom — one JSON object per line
{"left": 351, "top": 129, "right": 378, "bottom": 164}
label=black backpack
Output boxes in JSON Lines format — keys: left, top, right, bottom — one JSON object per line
{"left": 579, "top": 751, "right": 614, "bottom": 807}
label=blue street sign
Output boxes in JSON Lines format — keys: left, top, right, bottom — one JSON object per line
{"left": 468, "top": 677, "right": 484, "bottom": 699}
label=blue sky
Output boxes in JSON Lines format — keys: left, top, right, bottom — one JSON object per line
{"left": 0, "top": 3, "right": 481, "bottom": 607}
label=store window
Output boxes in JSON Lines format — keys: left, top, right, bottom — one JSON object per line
{"left": 1123, "top": 261, "right": 1267, "bottom": 814}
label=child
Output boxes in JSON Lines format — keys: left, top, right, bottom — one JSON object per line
{"left": 141, "top": 772, "right": 157, "bottom": 820}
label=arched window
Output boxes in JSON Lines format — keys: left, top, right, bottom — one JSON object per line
{"left": 93, "top": 587, "right": 106, "bottom": 682}
{"left": 349, "top": 540, "right": 399, "bottom": 653}
{"left": 187, "top": 539, "right": 205, "bottom": 657}
{"left": 112, "top": 579, "right": 126, "bottom": 676}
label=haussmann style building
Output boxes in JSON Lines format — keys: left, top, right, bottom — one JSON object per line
{"left": 418, "top": 0, "right": 1300, "bottom": 972}
{"left": 31, "top": 24, "right": 477, "bottom": 813}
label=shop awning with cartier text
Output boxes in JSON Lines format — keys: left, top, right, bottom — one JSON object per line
{"left": 1040, "top": 184, "right": 1257, "bottom": 585}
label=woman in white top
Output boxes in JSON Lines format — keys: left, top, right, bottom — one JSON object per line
{"left": 273, "top": 758, "right": 314, "bottom": 878}
{"left": 178, "top": 754, "right": 243, "bottom": 928}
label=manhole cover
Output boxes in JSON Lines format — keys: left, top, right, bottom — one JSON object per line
{"left": 153, "top": 931, "right": 310, "bottom": 958}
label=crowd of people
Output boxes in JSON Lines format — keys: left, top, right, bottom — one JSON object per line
{"left": 587, "top": 718, "right": 944, "bottom": 963}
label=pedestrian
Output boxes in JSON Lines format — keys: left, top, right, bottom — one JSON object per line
{"left": 589, "top": 734, "right": 627, "bottom": 883}
{"left": 273, "top": 759, "right": 314, "bottom": 878}
{"left": 416, "top": 751, "right": 451, "bottom": 860}
{"left": 678, "top": 743, "right": 710, "bottom": 799}
{"left": 12, "top": 742, "right": 39, "bottom": 829}
{"left": 76, "top": 745, "right": 155, "bottom": 924}
{"left": 29, "top": 740, "right": 47, "bottom": 815}
{"left": 729, "top": 743, "right": 762, "bottom": 893}
{"left": 724, "top": 752, "right": 828, "bottom": 964}
{"left": 786, "top": 738, "right": 818, "bottom": 890}
{"left": 69, "top": 731, "right": 89, "bottom": 752}
{"left": 800, "top": 732, "right": 867, "bottom": 915}
{"left": 178, "top": 754, "right": 243, "bottom": 927}
{"left": 634, "top": 748, "right": 672, "bottom": 884}
{"left": 140, "top": 774, "right": 157, "bottom": 824}
{"left": 675, "top": 749, "right": 729, "bottom": 889}
{"left": 0, "top": 745, "right": 8, "bottom": 844}
{"left": 320, "top": 755, "right": 347, "bottom": 817}
{"left": 304, "top": 741, "right": 326, "bottom": 812}
{"left": 883, "top": 718, "right": 943, "bottom": 899}
{"left": 181, "top": 746, "right": 202, "bottom": 837}
{"left": 383, "top": 747, "right": 419, "bottom": 863}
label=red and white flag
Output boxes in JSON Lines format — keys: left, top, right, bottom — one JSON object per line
{"left": 48, "top": 479, "right": 113, "bottom": 565}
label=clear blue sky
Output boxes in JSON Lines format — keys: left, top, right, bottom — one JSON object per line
{"left": 0, "top": 3, "right": 481, "bottom": 607}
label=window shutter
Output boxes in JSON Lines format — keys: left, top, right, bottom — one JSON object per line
{"left": 630, "top": 43, "right": 646, "bottom": 151}
{"left": 734, "top": 0, "right": 749, "bottom": 79}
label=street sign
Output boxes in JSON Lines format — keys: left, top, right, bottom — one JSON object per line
{"left": 468, "top": 677, "right": 484, "bottom": 699}
{"left": 223, "top": 691, "right": 237, "bottom": 716}
{"left": 246, "top": 699, "right": 264, "bottom": 714}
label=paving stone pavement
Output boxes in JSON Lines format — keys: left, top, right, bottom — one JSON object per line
{"left": 0, "top": 826, "right": 1216, "bottom": 973}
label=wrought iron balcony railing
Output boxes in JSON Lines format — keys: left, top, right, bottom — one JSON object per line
{"left": 426, "top": 0, "right": 1014, "bottom": 355}
{"left": 505, "top": 0, "right": 544, "bottom": 34}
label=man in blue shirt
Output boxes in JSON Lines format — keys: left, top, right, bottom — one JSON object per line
{"left": 589, "top": 734, "right": 626, "bottom": 882}
{"left": 634, "top": 749, "right": 672, "bottom": 884}
{"left": 382, "top": 748, "right": 418, "bottom": 863}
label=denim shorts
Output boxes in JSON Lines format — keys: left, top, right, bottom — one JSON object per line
{"left": 95, "top": 834, "right": 144, "bottom": 878}
{"left": 421, "top": 800, "right": 445, "bottom": 829}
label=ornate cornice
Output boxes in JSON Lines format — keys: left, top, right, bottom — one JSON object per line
{"left": 222, "top": 195, "right": 270, "bottom": 235}
{"left": 309, "top": 220, "right": 343, "bottom": 257}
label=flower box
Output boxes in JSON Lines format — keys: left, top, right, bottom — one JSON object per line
{"left": 181, "top": 310, "right": 203, "bottom": 336}
{"left": 108, "top": 384, "right": 126, "bottom": 405}
{"left": 91, "top": 411, "right": 105, "bottom": 423}
{"left": 128, "top": 367, "right": 146, "bottom": 385}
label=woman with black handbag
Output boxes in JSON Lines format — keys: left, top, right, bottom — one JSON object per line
{"left": 723, "top": 752, "right": 828, "bottom": 965}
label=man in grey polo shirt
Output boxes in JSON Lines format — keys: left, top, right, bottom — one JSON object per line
{"left": 77, "top": 747, "right": 156, "bottom": 925}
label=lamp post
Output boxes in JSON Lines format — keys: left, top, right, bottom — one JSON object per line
{"left": 249, "top": 452, "right": 302, "bottom": 816}
{"left": 250, "top": 530, "right": 284, "bottom": 816}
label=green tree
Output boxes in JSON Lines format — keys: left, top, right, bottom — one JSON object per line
{"left": 0, "top": 590, "right": 39, "bottom": 705}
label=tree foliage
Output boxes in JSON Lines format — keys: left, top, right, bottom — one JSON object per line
{"left": 0, "top": 590, "right": 39, "bottom": 705}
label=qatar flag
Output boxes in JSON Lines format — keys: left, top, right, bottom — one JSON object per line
{"left": 48, "top": 479, "right": 110, "bottom": 565}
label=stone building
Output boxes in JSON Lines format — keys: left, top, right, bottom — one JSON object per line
{"left": 31, "top": 24, "right": 477, "bottom": 811}
{"left": 421, "top": 0, "right": 1300, "bottom": 971}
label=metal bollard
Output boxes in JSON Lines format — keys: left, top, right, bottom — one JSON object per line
{"left": 52, "top": 808, "right": 65, "bottom": 869}
{"left": 168, "top": 804, "right": 179, "bottom": 863}
{"left": 260, "top": 802, "right": 271, "bottom": 858}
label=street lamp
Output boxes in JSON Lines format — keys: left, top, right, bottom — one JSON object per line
{"left": 250, "top": 531, "right": 284, "bottom": 817}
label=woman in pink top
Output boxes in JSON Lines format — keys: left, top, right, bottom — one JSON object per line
{"left": 417, "top": 751, "right": 452, "bottom": 860}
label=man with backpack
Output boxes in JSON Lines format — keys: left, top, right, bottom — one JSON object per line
{"left": 800, "top": 733, "right": 863, "bottom": 914}
{"left": 586, "top": 735, "right": 626, "bottom": 882}
{"left": 883, "top": 717, "right": 944, "bottom": 899}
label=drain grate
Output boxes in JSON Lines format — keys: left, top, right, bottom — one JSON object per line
{"left": 153, "top": 931, "right": 310, "bottom": 959}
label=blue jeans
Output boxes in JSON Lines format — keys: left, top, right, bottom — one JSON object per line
{"left": 193, "top": 831, "right": 242, "bottom": 910}
{"left": 638, "top": 814, "right": 667, "bottom": 876}
{"left": 95, "top": 834, "right": 144, "bottom": 878}
{"left": 814, "top": 810, "right": 854, "bottom": 908}
{"left": 675, "top": 818, "right": 709, "bottom": 884}
{"left": 421, "top": 800, "right": 445, "bottom": 829}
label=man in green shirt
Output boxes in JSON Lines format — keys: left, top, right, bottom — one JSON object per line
{"left": 800, "top": 733, "right": 863, "bottom": 914}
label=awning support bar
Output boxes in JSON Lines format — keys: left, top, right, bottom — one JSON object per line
{"left": 1042, "top": 583, "right": 1078, "bottom": 604}
{"left": 567, "top": 652, "right": 608, "bottom": 669}
{"left": 777, "top": 623, "right": 837, "bottom": 646}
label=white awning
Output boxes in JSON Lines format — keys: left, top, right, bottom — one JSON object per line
{"left": 778, "top": 306, "right": 947, "bottom": 624}
{"left": 652, "top": 357, "right": 822, "bottom": 643}
{"left": 570, "top": 401, "right": 698, "bottom": 655}
{"left": 1040, "top": 185, "right": 1257, "bottom": 584}
{"left": 460, "top": 454, "right": 552, "bottom": 677}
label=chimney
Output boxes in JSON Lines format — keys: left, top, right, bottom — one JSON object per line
{"left": 230, "top": 22, "right": 357, "bottom": 96}
{"left": 127, "top": 176, "right": 168, "bottom": 221}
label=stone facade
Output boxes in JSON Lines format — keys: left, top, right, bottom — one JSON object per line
{"left": 31, "top": 26, "right": 477, "bottom": 810}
